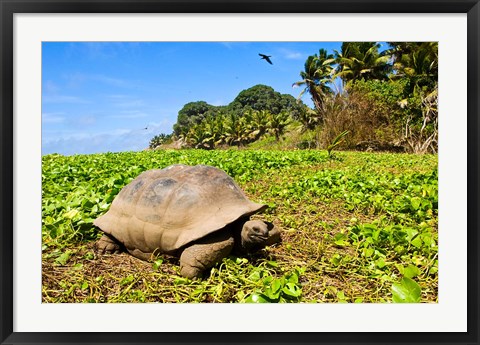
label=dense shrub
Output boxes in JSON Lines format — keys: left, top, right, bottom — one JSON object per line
{"left": 318, "top": 89, "right": 403, "bottom": 151}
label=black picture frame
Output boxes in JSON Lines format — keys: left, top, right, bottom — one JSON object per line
{"left": 1, "top": 1, "right": 479, "bottom": 344}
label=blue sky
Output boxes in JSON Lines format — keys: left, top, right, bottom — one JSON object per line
{"left": 42, "top": 41, "right": 343, "bottom": 155}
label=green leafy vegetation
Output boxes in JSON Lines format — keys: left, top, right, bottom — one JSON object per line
{"left": 42, "top": 149, "right": 437, "bottom": 303}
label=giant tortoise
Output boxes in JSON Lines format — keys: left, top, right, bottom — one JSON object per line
{"left": 94, "top": 164, "right": 281, "bottom": 278}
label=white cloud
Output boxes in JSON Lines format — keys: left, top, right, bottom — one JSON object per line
{"left": 278, "top": 48, "right": 304, "bottom": 60}
{"left": 286, "top": 52, "right": 303, "bottom": 59}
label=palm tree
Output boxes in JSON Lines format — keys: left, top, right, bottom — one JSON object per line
{"left": 387, "top": 42, "right": 438, "bottom": 93}
{"left": 149, "top": 134, "right": 164, "bottom": 149}
{"left": 224, "top": 112, "right": 248, "bottom": 146}
{"left": 333, "top": 42, "right": 391, "bottom": 87}
{"left": 200, "top": 115, "right": 218, "bottom": 149}
{"left": 296, "top": 106, "right": 321, "bottom": 133}
{"left": 266, "top": 111, "right": 291, "bottom": 141}
{"left": 243, "top": 109, "right": 269, "bottom": 142}
{"left": 293, "top": 49, "right": 335, "bottom": 113}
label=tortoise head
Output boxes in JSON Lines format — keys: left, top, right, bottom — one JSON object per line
{"left": 239, "top": 219, "right": 281, "bottom": 253}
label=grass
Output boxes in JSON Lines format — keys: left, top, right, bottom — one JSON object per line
{"left": 42, "top": 149, "right": 438, "bottom": 303}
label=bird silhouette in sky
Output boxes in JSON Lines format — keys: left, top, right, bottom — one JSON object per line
{"left": 259, "top": 53, "right": 273, "bottom": 65}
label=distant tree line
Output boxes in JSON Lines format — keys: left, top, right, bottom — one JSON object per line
{"left": 150, "top": 84, "right": 307, "bottom": 149}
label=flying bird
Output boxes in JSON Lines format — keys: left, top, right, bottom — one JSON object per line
{"left": 259, "top": 53, "right": 273, "bottom": 65}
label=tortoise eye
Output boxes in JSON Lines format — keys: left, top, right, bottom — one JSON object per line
{"left": 252, "top": 226, "right": 267, "bottom": 236}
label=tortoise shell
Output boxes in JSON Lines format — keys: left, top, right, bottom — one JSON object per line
{"left": 93, "top": 164, "right": 266, "bottom": 255}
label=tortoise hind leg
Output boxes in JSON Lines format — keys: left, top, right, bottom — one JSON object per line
{"left": 94, "top": 233, "right": 122, "bottom": 254}
{"left": 179, "top": 231, "right": 234, "bottom": 279}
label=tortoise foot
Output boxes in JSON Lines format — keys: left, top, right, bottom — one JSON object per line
{"left": 179, "top": 231, "right": 234, "bottom": 279}
{"left": 94, "top": 234, "right": 122, "bottom": 254}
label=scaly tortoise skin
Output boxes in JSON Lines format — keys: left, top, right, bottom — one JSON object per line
{"left": 94, "top": 164, "right": 281, "bottom": 278}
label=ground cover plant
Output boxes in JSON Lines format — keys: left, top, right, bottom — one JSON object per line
{"left": 42, "top": 149, "right": 437, "bottom": 303}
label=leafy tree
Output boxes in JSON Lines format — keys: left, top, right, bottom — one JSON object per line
{"left": 266, "top": 111, "right": 291, "bottom": 141}
{"left": 295, "top": 107, "right": 322, "bottom": 132}
{"left": 229, "top": 84, "right": 304, "bottom": 118}
{"left": 293, "top": 48, "right": 335, "bottom": 112}
{"left": 333, "top": 42, "right": 391, "bottom": 87}
{"left": 173, "top": 101, "right": 215, "bottom": 136}
{"left": 148, "top": 133, "right": 172, "bottom": 149}
{"left": 245, "top": 109, "right": 270, "bottom": 141}
{"left": 223, "top": 111, "right": 250, "bottom": 147}
{"left": 387, "top": 42, "right": 438, "bottom": 94}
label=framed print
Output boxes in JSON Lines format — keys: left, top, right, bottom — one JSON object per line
{"left": 1, "top": 0, "right": 479, "bottom": 344}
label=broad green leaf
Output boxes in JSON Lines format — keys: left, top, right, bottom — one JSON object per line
{"left": 247, "top": 269, "right": 263, "bottom": 282}
{"left": 410, "top": 197, "right": 421, "bottom": 210}
{"left": 364, "top": 247, "right": 374, "bottom": 258}
{"left": 267, "top": 260, "right": 279, "bottom": 267}
{"left": 264, "top": 280, "right": 282, "bottom": 300}
{"left": 282, "top": 283, "right": 302, "bottom": 298}
{"left": 55, "top": 251, "right": 71, "bottom": 265}
{"left": 152, "top": 258, "right": 164, "bottom": 271}
{"left": 375, "top": 258, "right": 386, "bottom": 269}
{"left": 235, "top": 257, "right": 248, "bottom": 264}
{"left": 411, "top": 236, "right": 423, "bottom": 248}
{"left": 287, "top": 272, "right": 299, "bottom": 285}
{"left": 334, "top": 233, "right": 348, "bottom": 246}
{"left": 405, "top": 228, "right": 419, "bottom": 242}
{"left": 64, "top": 209, "right": 79, "bottom": 219}
{"left": 392, "top": 277, "right": 421, "bottom": 303}
{"left": 245, "top": 293, "right": 270, "bottom": 303}
{"left": 394, "top": 245, "right": 406, "bottom": 255}
{"left": 270, "top": 278, "right": 283, "bottom": 293}
{"left": 403, "top": 265, "right": 421, "bottom": 278}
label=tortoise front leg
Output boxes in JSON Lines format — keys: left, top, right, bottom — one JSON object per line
{"left": 94, "top": 233, "right": 122, "bottom": 254}
{"left": 179, "top": 231, "right": 234, "bottom": 279}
